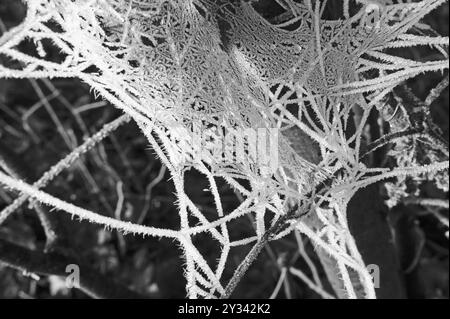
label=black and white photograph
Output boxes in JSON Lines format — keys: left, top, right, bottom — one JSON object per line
{"left": 0, "top": 0, "right": 448, "bottom": 305}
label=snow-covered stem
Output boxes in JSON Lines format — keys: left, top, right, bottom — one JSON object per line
{"left": 0, "top": 114, "right": 131, "bottom": 225}
{"left": 0, "top": 171, "right": 179, "bottom": 239}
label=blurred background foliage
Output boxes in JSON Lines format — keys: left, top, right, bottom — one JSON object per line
{"left": 0, "top": 0, "right": 448, "bottom": 299}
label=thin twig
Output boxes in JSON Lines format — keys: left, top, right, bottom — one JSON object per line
{"left": 0, "top": 170, "right": 180, "bottom": 239}
{"left": 0, "top": 140, "right": 65, "bottom": 250}
{"left": 425, "top": 75, "right": 449, "bottom": 107}
{"left": 0, "top": 114, "right": 131, "bottom": 225}
{"left": 404, "top": 197, "right": 449, "bottom": 209}
{"left": 360, "top": 127, "right": 424, "bottom": 160}
{"left": 221, "top": 211, "right": 296, "bottom": 298}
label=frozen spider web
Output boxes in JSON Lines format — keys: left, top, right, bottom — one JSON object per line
{"left": 0, "top": 0, "right": 448, "bottom": 298}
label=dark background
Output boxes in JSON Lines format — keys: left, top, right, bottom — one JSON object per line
{"left": 0, "top": 0, "right": 448, "bottom": 299}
